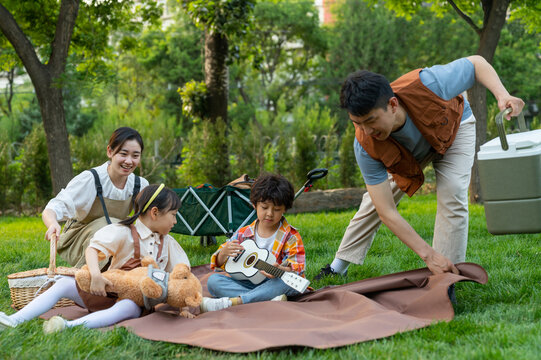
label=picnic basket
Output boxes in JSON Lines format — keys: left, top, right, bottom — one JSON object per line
{"left": 7, "top": 235, "right": 78, "bottom": 310}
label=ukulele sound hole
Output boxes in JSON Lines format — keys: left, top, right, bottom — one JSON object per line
{"left": 245, "top": 254, "right": 257, "bottom": 267}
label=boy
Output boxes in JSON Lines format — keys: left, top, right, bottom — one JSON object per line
{"left": 200, "top": 174, "right": 305, "bottom": 312}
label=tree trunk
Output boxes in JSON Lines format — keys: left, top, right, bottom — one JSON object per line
{"left": 204, "top": 30, "right": 229, "bottom": 124}
{"left": 467, "top": 0, "right": 510, "bottom": 204}
{"left": 35, "top": 81, "right": 73, "bottom": 195}
{"left": 203, "top": 30, "right": 230, "bottom": 185}
{"left": 0, "top": 1, "right": 78, "bottom": 194}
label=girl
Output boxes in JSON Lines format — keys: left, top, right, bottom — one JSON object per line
{"left": 42, "top": 127, "right": 150, "bottom": 269}
{"left": 0, "top": 184, "right": 189, "bottom": 333}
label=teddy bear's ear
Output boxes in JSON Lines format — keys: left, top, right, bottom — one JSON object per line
{"left": 170, "top": 263, "right": 190, "bottom": 280}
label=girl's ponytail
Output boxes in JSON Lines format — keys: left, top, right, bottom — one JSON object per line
{"left": 119, "top": 209, "right": 143, "bottom": 226}
{"left": 119, "top": 184, "right": 180, "bottom": 226}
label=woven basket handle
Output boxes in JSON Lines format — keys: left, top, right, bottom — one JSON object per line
{"left": 48, "top": 234, "right": 57, "bottom": 277}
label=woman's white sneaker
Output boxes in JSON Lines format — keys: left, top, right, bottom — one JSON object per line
{"left": 43, "top": 316, "right": 67, "bottom": 334}
{"left": 0, "top": 312, "right": 16, "bottom": 331}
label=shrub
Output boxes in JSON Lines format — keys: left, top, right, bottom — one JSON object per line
{"left": 229, "top": 120, "right": 264, "bottom": 177}
{"left": 293, "top": 124, "right": 318, "bottom": 186}
{"left": 17, "top": 122, "right": 52, "bottom": 211}
{"left": 318, "top": 131, "right": 340, "bottom": 189}
{"left": 17, "top": 98, "right": 42, "bottom": 141}
{"left": 177, "top": 118, "right": 230, "bottom": 187}
{"left": 70, "top": 130, "right": 108, "bottom": 175}
{"left": 339, "top": 124, "right": 363, "bottom": 188}
{"left": 178, "top": 80, "right": 207, "bottom": 120}
{"left": 0, "top": 142, "right": 11, "bottom": 211}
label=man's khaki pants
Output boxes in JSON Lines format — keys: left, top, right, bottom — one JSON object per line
{"left": 336, "top": 116, "right": 476, "bottom": 265}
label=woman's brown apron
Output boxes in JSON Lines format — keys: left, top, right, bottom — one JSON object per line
{"left": 57, "top": 171, "right": 140, "bottom": 268}
{"left": 76, "top": 224, "right": 164, "bottom": 312}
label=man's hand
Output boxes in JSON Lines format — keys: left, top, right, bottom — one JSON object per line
{"left": 423, "top": 250, "right": 459, "bottom": 275}
{"left": 498, "top": 95, "right": 525, "bottom": 120}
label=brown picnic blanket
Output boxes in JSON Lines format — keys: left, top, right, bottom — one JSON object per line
{"left": 41, "top": 262, "right": 487, "bottom": 352}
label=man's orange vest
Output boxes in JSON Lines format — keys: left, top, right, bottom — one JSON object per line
{"left": 354, "top": 69, "right": 464, "bottom": 196}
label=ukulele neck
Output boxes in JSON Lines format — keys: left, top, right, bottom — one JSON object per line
{"left": 254, "top": 259, "right": 284, "bottom": 278}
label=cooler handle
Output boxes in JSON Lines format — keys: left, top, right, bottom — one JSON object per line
{"left": 495, "top": 108, "right": 526, "bottom": 151}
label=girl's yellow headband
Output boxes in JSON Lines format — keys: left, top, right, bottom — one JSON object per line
{"left": 142, "top": 184, "right": 165, "bottom": 212}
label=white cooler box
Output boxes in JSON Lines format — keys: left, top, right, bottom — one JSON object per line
{"left": 478, "top": 109, "right": 541, "bottom": 235}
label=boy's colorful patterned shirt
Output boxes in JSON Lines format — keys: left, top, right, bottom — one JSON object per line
{"left": 210, "top": 217, "right": 306, "bottom": 277}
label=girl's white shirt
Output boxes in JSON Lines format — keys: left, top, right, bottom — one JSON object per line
{"left": 89, "top": 220, "right": 190, "bottom": 272}
{"left": 45, "top": 162, "right": 149, "bottom": 222}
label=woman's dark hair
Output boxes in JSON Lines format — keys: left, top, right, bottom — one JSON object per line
{"left": 119, "top": 184, "right": 181, "bottom": 226}
{"left": 340, "top": 70, "right": 394, "bottom": 116}
{"left": 108, "top": 127, "right": 144, "bottom": 155}
{"left": 250, "top": 173, "right": 295, "bottom": 210}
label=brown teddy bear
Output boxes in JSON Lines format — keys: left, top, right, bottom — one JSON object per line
{"left": 75, "top": 256, "right": 203, "bottom": 318}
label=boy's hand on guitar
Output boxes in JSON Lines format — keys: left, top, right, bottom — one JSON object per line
{"left": 222, "top": 240, "right": 244, "bottom": 257}
{"left": 217, "top": 240, "right": 244, "bottom": 266}
{"left": 261, "top": 263, "right": 292, "bottom": 279}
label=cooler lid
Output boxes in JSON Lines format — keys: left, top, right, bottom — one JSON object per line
{"left": 478, "top": 129, "right": 541, "bottom": 160}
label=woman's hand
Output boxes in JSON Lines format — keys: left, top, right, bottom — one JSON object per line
{"left": 45, "top": 223, "right": 61, "bottom": 242}
{"left": 260, "top": 263, "right": 292, "bottom": 279}
{"left": 89, "top": 273, "right": 113, "bottom": 297}
{"left": 42, "top": 209, "right": 61, "bottom": 242}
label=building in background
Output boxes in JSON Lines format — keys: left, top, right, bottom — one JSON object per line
{"left": 315, "top": 0, "right": 336, "bottom": 24}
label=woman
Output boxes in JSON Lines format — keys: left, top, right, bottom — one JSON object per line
{"left": 42, "top": 127, "right": 149, "bottom": 268}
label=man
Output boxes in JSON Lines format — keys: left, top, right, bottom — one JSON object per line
{"left": 316, "top": 55, "right": 524, "bottom": 280}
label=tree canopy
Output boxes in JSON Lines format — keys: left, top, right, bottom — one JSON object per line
{"left": 0, "top": 0, "right": 161, "bottom": 193}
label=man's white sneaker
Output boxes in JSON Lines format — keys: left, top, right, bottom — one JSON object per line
{"left": 43, "top": 316, "right": 67, "bottom": 334}
{"left": 0, "top": 311, "right": 16, "bottom": 331}
{"left": 271, "top": 294, "right": 287, "bottom": 302}
{"left": 200, "top": 297, "right": 232, "bottom": 313}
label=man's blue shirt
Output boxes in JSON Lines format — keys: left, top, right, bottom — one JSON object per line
{"left": 355, "top": 57, "right": 475, "bottom": 185}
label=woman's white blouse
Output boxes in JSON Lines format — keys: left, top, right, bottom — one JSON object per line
{"left": 45, "top": 162, "right": 149, "bottom": 222}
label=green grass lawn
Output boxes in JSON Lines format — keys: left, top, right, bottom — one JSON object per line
{"left": 0, "top": 194, "right": 539, "bottom": 359}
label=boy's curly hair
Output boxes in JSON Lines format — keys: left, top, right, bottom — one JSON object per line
{"left": 250, "top": 173, "right": 295, "bottom": 210}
